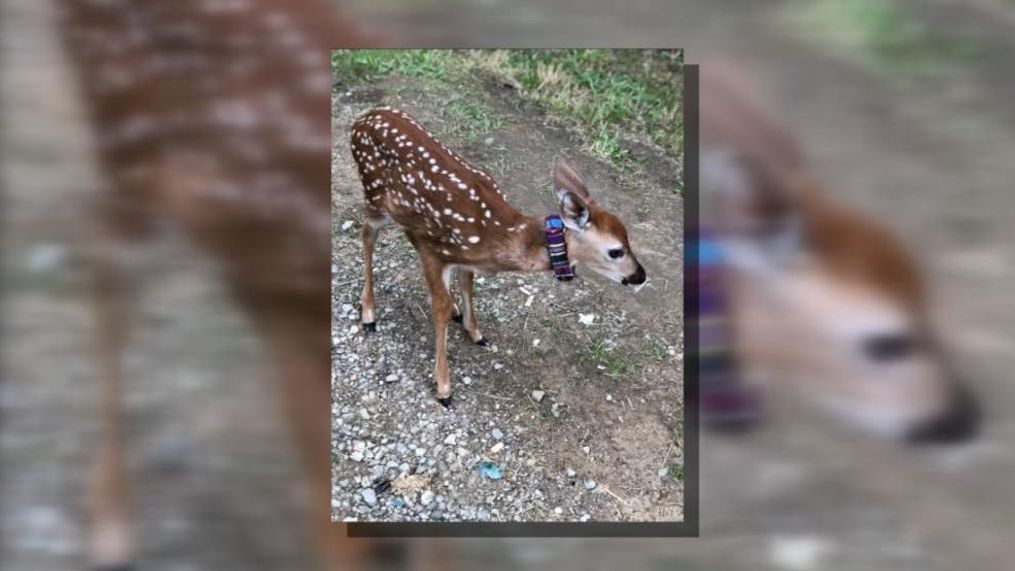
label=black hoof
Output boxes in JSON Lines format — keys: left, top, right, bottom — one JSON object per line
{"left": 373, "top": 478, "right": 392, "bottom": 494}
{"left": 437, "top": 396, "right": 453, "bottom": 409}
{"left": 452, "top": 313, "right": 463, "bottom": 323}
{"left": 475, "top": 337, "right": 490, "bottom": 347}
{"left": 362, "top": 321, "right": 376, "bottom": 333}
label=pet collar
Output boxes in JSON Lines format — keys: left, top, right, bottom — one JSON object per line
{"left": 544, "top": 215, "right": 575, "bottom": 281}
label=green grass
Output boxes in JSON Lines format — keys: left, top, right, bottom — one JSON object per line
{"left": 332, "top": 49, "right": 683, "bottom": 172}
{"left": 445, "top": 95, "right": 504, "bottom": 145}
{"left": 467, "top": 49, "right": 683, "bottom": 170}
{"left": 787, "top": 0, "right": 981, "bottom": 81}
{"left": 331, "top": 49, "right": 456, "bottom": 83}
{"left": 646, "top": 338, "right": 669, "bottom": 362}
{"left": 581, "top": 336, "right": 638, "bottom": 378}
{"left": 670, "top": 463, "right": 684, "bottom": 481}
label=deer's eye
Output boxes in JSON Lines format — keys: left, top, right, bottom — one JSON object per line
{"left": 862, "top": 332, "right": 919, "bottom": 362}
{"left": 608, "top": 248, "right": 625, "bottom": 260}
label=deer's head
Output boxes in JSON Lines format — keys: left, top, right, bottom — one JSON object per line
{"left": 553, "top": 158, "right": 646, "bottom": 288}
{"left": 703, "top": 151, "right": 980, "bottom": 445}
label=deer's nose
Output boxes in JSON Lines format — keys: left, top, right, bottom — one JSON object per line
{"left": 906, "top": 383, "right": 980, "bottom": 445}
{"left": 622, "top": 265, "right": 646, "bottom": 286}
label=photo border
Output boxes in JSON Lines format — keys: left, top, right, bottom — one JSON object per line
{"left": 334, "top": 58, "right": 700, "bottom": 538}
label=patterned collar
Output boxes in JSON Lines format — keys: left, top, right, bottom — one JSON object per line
{"left": 544, "top": 215, "right": 574, "bottom": 281}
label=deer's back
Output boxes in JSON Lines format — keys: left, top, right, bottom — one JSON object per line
{"left": 351, "top": 108, "right": 526, "bottom": 261}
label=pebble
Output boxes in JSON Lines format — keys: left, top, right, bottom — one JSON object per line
{"left": 361, "top": 488, "right": 378, "bottom": 506}
{"left": 463, "top": 376, "right": 473, "bottom": 386}
{"left": 493, "top": 362, "right": 504, "bottom": 370}
{"left": 341, "top": 220, "right": 354, "bottom": 231}
{"left": 350, "top": 451, "right": 364, "bottom": 462}
{"left": 582, "top": 446, "right": 591, "bottom": 455}
{"left": 554, "top": 507, "right": 563, "bottom": 515}
{"left": 565, "top": 467, "right": 576, "bottom": 478}
{"left": 385, "top": 373, "right": 399, "bottom": 383}
{"left": 421, "top": 490, "right": 435, "bottom": 505}
{"left": 578, "top": 313, "right": 596, "bottom": 326}
{"left": 658, "top": 467, "right": 669, "bottom": 479}
{"left": 531, "top": 390, "right": 546, "bottom": 402}
{"left": 584, "top": 480, "right": 597, "bottom": 490}
{"left": 489, "top": 442, "right": 505, "bottom": 454}
{"left": 491, "top": 428, "right": 504, "bottom": 441}
{"left": 606, "top": 394, "right": 613, "bottom": 402}
{"left": 444, "top": 434, "right": 457, "bottom": 445}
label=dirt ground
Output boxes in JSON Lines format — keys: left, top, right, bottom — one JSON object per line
{"left": 330, "top": 73, "right": 684, "bottom": 522}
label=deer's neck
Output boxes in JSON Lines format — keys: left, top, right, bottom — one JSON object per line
{"left": 506, "top": 214, "right": 573, "bottom": 275}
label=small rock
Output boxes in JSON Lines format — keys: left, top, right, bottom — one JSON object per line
{"left": 25, "top": 243, "right": 66, "bottom": 275}
{"left": 531, "top": 390, "right": 546, "bottom": 402}
{"left": 484, "top": 137, "right": 495, "bottom": 145}
{"left": 565, "top": 467, "right": 576, "bottom": 478}
{"left": 444, "top": 434, "right": 457, "bottom": 445}
{"left": 554, "top": 507, "right": 563, "bottom": 515}
{"left": 463, "top": 376, "right": 473, "bottom": 386}
{"left": 421, "top": 490, "right": 435, "bottom": 505}
{"left": 491, "top": 428, "right": 504, "bottom": 441}
{"left": 489, "top": 442, "right": 505, "bottom": 455}
{"left": 350, "top": 451, "right": 365, "bottom": 463}
{"left": 582, "top": 446, "right": 591, "bottom": 455}
{"left": 606, "top": 394, "right": 613, "bottom": 402}
{"left": 658, "top": 467, "right": 669, "bottom": 479}
{"left": 341, "top": 220, "right": 354, "bottom": 231}
{"left": 361, "top": 488, "right": 378, "bottom": 506}
{"left": 578, "top": 313, "right": 596, "bottom": 326}
{"left": 493, "top": 362, "right": 504, "bottom": 370}
{"left": 584, "top": 480, "right": 597, "bottom": 490}
{"left": 580, "top": 514, "right": 591, "bottom": 522}
{"left": 384, "top": 373, "right": 399, "bottom": 383}
{"left": 533, "top": 338, "right": 541, "bottom": 347}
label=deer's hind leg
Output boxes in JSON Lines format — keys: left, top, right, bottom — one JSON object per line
{"left": 457, "top": 270, "right": 489, "bottom": 346}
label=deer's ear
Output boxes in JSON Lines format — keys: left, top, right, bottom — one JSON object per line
{"left": 558, "top": 190, "right": 591, "bottom": 231}
{"left": 553, "top": 157, "right": 592, "bottom": 202}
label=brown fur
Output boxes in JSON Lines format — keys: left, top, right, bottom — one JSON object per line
{"left": 56, "top": 1, "right": 398, "bottom": 568}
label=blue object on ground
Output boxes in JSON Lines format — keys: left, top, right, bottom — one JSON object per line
{"left": 478, "top": 461, "right": 503, "bottom": 480}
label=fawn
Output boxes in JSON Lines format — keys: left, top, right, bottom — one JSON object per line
{"left": 55, "top": 1, "right": 426, "bottom": 569}
{"left": 350, "top": 107, "right": 646, "bottom": 405}
{"left": 699, "top": 63, "right": 979, "bottom": 443}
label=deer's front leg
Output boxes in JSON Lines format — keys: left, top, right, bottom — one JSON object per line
{"left": 423, "top": 261, "right": 454, "bottom": 406}
{"left": 457, "top": 270, "right": 489, "bottom": 346}
{"left": 359, "top": 214, "right": 384, "bottom": 333}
